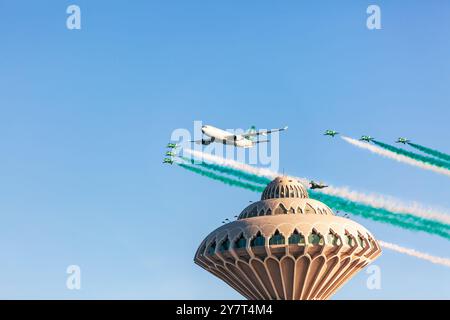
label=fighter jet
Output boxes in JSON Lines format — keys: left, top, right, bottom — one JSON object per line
{"left": 163, "top": 158, "right": 174, "bottom": 165}
{"left": 191, "top": 124, "right": 288, "bottom": 148}
{"left": 324, "top": 130, "right": 339, "bottom": 137}
{"left": 309, "top": 181, "right": 328, "bottom": 190}
{"left": 165, "top": 151, "right": 177, "bottom": 157}
{"left": 396, "top": 137, "right": 410, "bottom": 144}
{"left": 166, "top": 143, "right": 178, "bottom": 149}
{"left": 360, "top": 135, "right": 374, "bottom": 142}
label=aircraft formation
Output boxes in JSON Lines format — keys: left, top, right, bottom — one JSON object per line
{"left": 163, "top": 143, "right": 179, "bottom": 164}
{"left": 323, "top": 130, "right": 411, "bottom": 146}
{"left": 164, "top": 126, "right": 415, "bottom": 190}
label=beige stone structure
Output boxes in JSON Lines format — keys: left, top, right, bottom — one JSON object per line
{"left": 194, "top": 177, "right": 382, "bottom": 300}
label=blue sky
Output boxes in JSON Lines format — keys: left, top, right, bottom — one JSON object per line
{"left": 0, "top": 1, "right": 449, "bottom": 299}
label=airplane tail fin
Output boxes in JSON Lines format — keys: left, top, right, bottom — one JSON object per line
{"left": 246, "top": 125, "right": 257, "bottom": 141}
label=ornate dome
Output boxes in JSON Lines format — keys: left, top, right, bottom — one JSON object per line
{"left": 238, "top": 176, "right": 332, "bottom": 219}
{"left": 194, "top": 176, "right": 382, "bottom": 300}
{"left": 261, "top": 176, "right": 308, "bottom": 200}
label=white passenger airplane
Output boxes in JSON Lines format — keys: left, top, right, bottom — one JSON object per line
{"left": 191, "top": 125, "right": 288, "bottom": 148}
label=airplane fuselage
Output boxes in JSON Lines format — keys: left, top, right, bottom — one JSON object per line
{"left": 202, "top": 125, "right": 253, "bottom": 148}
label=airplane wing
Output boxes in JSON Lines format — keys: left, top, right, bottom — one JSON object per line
{"left": 244, "top": 126, "right": 288, "bottom": 138}
{"left": 252, "top": 139, "right": 270, "bottom": 144}
{"left": 190, "top": 138, "right": 214, "bottom": 145}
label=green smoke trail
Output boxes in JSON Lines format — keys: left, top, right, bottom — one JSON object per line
{"left": 178, "top": 156, "right": 272, "bottom": 185}
{"left": 177, "top": 163, "right": 264, "bottom": 193}
{"left": 308, "top": 190, "right": 450, "bottom": 240}
{"left": 186, "top": 159, "right": 450, "bottom": 233}
{"left": 197, "top": 162, "right": 271, "bottom": 185}
{"left": 177, "top": 162, "right": 450, "bottom": 240}
{"left": 407, "top": 142, "right": 450, "bottom": 163}
{"left": 373, "top": 140, "right": 450, "bottom": 170}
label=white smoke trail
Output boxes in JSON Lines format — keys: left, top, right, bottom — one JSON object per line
{"left": 320, "top": 186, "right": 450, "bottom": 225}
{"left": 184, "top": 148, "right": 279, "bottom": 179}
{"left": 341, "top": 136, "right": 450, "bottom": 177}
{"left": 184, "top": 148, "right": 450, "bottom": 225}
{"left": 379, "top": 241, "right": 450, "bottom": 268}
{"left": 182, "top": 149, "right": 450, "bottom": 267}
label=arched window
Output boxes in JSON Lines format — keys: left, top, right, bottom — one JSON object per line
{"left": 270, "top": 187, "right": 276, "bottom": 198}
{"left": 290, "top": 207, "right": 295, "bottom": 214}
{"left": 308, "top": 231, "right": 324, "bottom": 245}
{"left": 250, "top": 232, "right": 265, "bottom": 247}
{"left": 207, "top": 241, "right": 216, "bottom": 255}
{"left": 345, "top": 233, "right": 354, "bottom": 246}
{"left": 249, "top": 206, "right": 258, "bottom": 217}
{"left": 304, "top": 203, "right": 316, "bottom": 214}
{"left": 219, "top": 238, "right": 230, "bottom": 252}
{"left": 274, "top": 203, "right": 288, "bottom": 215}
{"left": 269, "top": 230, "right": 285, "bottom": 245}
{"left": 358, "top": 235, "right": 366, "bottom": 248}
{"left": 275, "top": 186, "right": 280, "bottom": 198}
{"left": 288, "top": 230, "right": 305, "bottom": 245}
{"left": 235, "top": 234, "right": 247, "bottom": 249}
{"left": 259, "top": 209, "right": 265, "bottom": 216}
{"left": 327, "top": 231, "right": 341, "bottom": 246}
{"left": 297, "top": 207, "right": 303, "bottom": 214}
{"left": 289, "top": 186, "right": 295, "bottom": 198}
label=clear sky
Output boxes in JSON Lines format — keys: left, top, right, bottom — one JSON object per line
{"left": 0, "top": 1, "right": 449, "bottom": 299}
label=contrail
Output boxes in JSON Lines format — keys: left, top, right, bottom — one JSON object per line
{"left": 177, "top": 158, "right": 450, "bottom": 240}
{"left": 184, "top": 148, "right": 450, "bottom": 226}
{"left": 379, "top": 241, "right": 450, "bottom": 268}
{"left": 372, "top": 140, "right": 450, "bottom": 170}
{"left": 407, "top": 142, "right": 450, "bottom": 163}
{"left": 176, "top": 158, "right": 450, "bottom": 266}
{"left": 341, "top": 136, "right": 450, "bottom": 178}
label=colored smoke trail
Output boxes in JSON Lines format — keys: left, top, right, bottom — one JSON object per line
{"left": 308, "top": 190, "right": 450, "bottom": 240}
{"left": 184, "top": 149, "right": 278, "bottom": 179}
{"left": 184, "top": 148, "right": 450, "bottom": 226}
{"left": 177, "top": 163, "right": 264, "bottom": 193}
{"left": 372, "top": 140, "right": 450, "bottom": 170}
{"left": 407, "top": 142, "right": 450, "bottom": 163}
{"left": 321, "top": 186, "right": 450, "bottom": 227}
{"left": 379, "top": 241, "right": 450, "bottom": 268}
{"left": 341, "top": 136, "right": 450, "bottom": 178}
{"left": 179, "top": 156, "right": 271, "bottom": 186}
{"left": 177, "top": 159, "right": 450, "bottom": 240}
{"left": 177, "top": 155, "right": 450, "bottom": 266}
